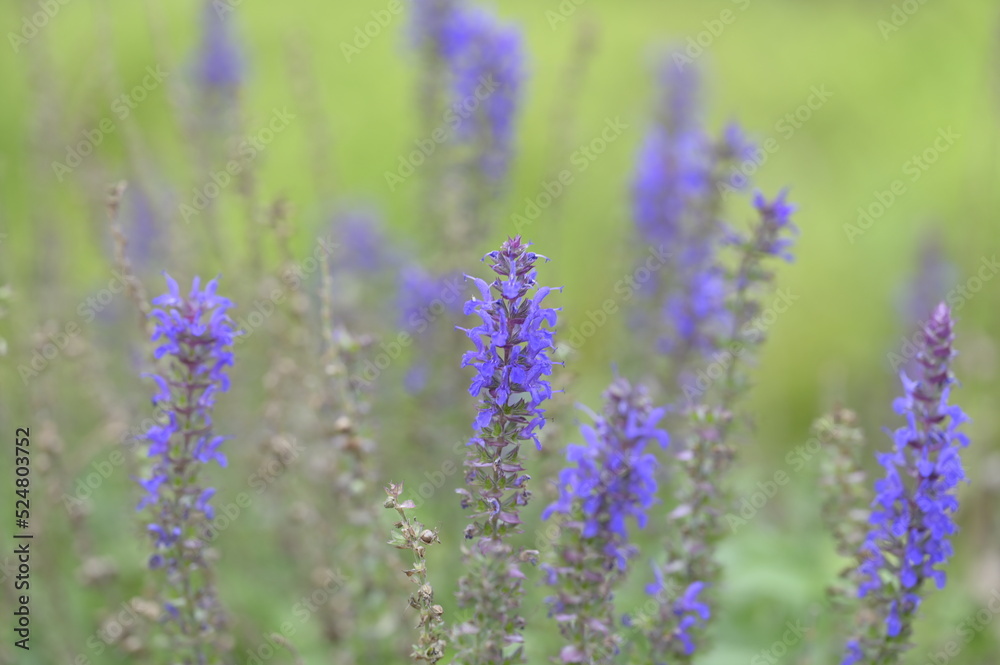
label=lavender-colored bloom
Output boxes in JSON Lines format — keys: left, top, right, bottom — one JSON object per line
{"left": 631, "top": 53, "right": 755, "bottom": 362}
{"left": 397, "top": 262, "right": 463, "bottom": 393}
{"left": 453, "top": 236, "right": 558, "bottom": 665}
{"left": 398, "top": 263, "right": 463, "bottom": 332}
{"left": 645, "top": 574, "right": 711, "bottom": 656}
{"left": 123, "top": 186, "right": 159, "bottom": 269}
{"left": 443, "top": 6, "right": 524, "bottom": 181}
{"left": 137, "top": 274, "right": 237, "bottom": 662}
{"left": 900, "top": 230, "right": 955, "bottom": 327}
{"left": 410, "top": 0, "right": 461, "bottom": 55}
{"left": 543, "top": 378, "right": 668, "bottom": 569}
{"left": 196, "top": 0, "right": 243, "bottom": 90}
{"left": 632, "top": 126, "right": 709, "bottom": 248}
{"left": 748, "top": 189, "right": 798, "bottom": 263}
{"left": 631, "top": 55, "right": 708, "bottom": 248}
{"left": 845, "top": 303, "right": 969, "bottom": 662}
{"left": 542, "top": 379, "right": 668, "bottom": 664}
{"left": 460, "top": 236, "right": 558, "bottom": 456}
{"left": 332, "top": 210, "right": 395, "bottom": 274}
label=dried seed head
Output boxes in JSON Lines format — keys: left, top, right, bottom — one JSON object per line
{"left": 334, "top": 416, "right": 353, "bottom": 433}
{"left": 420, "top": 530, "right": 436, "bottom": 544}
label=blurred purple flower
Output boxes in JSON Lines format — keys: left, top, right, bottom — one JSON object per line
{"left": 543, "top": 378, "right": 669, "bottom": 569}
{"left": 196, "top": 0, "right": 243, "bottom": 90}
{"left": 443, "top": 6, "right": 524, "bottom": 181}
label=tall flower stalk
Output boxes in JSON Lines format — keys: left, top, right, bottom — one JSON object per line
{"left": 642, "top": 190, "right": 798, "bottom": 661}
{"left": 137, "top": 274, "right": 237, "bottom": 664}
{"left": 453, "top": 236, "right": 559, "bottom": 665}
{"left": 843, "top": 303, "right": 969, "bottom": 665}
{"left": 385, "top": 482, "right": 447, "bottom": 664}
{"left": 409, "top": 0, "right": 525, "bottom": 247}
{"left": 631, "top": 52, "right": 755, "bottom": 381}
{"left": 542, "top": 378, "right": 668, "bottom": 664}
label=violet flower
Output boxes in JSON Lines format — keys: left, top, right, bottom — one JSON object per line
{"left": 453, "top": 236, "right": 559, "bottom": 665}
{"left": 137, "top": 274, "right": 237, "bottom": 663}
{"left": 443, "top": 6, "right": 525, "bottom": 183}
{"left": 542, "top": 378, "right": 668, "bottom": 663}
{"left": 844, "top": 303, "right": 969, "bottom": 664}
{"left": 196, "top": 0, "right": 243, "bottom": 91}
{"left": 397, "top": 262, "right": 463, "bottom": 392}
{"left": 631, "top": 52, "right": 755, "bottom": 368}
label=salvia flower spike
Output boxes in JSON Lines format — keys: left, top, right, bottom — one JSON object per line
{"left": 453, "top": 236, "right": 559, "bottom": 665}
{"left": 844, "top": 303, "right": 969, "bottom": 664}
{"left": 137, "top": 273, "right": 237, "bottom": 664}
{"left": 542, "top": 377, "right": 669, "bottom": 664}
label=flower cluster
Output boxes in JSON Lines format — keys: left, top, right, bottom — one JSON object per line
{"left": 642, "top": 189, "right": 797, "bottom": 661}
{"left": 397, "top": 262, "right": 464, "bottom": 392}
{"left": 844, "top": 303, "right": 969, "bottom": 663}
{"left": 460, "top": 236, "right": 558, "bottom": 459}
{"left": 196, "top": 0, "right": 243, "bottom": 91}
{"left": 632, "top": 56, "right": 707, "bottom": 249}
{"left": 644, "top": 575, "right": 711, "bottom": 657}
{"left": 443, "top": 6, "right": 524, "bottom": 183}
{"left": 137, "top": 274, "right": 237, "bottom": 663}
{"left": 631, "top": 53, "right": 755, "bottom": 365}
{"left": 453, "top": 236, "right": 558, "bottom": 665}
{"left": 541, "top": 378, "right": 669, "bottom": 663}
{"left": 544, "top": 378, "right": 669, "bottom": 568}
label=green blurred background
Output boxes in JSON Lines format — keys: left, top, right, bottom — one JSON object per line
{"left": 1, "top": 0, "right": 999, "bottom": 663}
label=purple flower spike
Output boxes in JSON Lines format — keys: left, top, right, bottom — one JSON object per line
{"left": 543, "top": 378, "right": 670, "bottom": 664}
{"left": 845, "top": 303, "right": 969, "bottom": 662}
{"left": 443, "top": 7, "right": 525, "bottom": 182}
{"left": 136, "top": 273, "right": 237, "bottom": 660}
{"left": 454, "top": 237, "right": 559, "bottom": 665}
{"left": 750, "top": 189, "right": 798, "bottom": 262}
{"left": 460, "top": 236, "right": 559, "bottom": 455}
{"left": 196, "top": 0, "right": 243, "bottom": 90}
{"left": 544, "top": 378, "right": 669, "bottom": 569}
